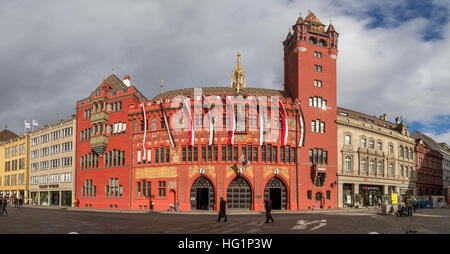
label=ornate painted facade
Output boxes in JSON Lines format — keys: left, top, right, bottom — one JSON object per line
{"left": 74, "top": 11, "right": 339, "bottom": 211}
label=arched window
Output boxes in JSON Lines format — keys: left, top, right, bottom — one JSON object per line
{"left": 409, "top": 167, "right": 413, "bottom": 178}
{"left": 409, "top": 149, "right": 413, "bottom": 160}
{"left": 389, "top": 163, "right": 394, "bottom": 175}
{"left": 399, "top": 145, "right": 403, "bottom": 158}
{"left": 360, "top": 138, "right": 366, "bottom": 148}
{"left": 377, "top": 161, "right": 383, "bottom": 174}
{"left": 318, "top": 39, "right": 327, "bottom": 47}
{"left": 400, "top": 165, "right": 403, "bottom": 176}
{"left": 361, "top": 158, "right": 367, "bottom": 172}
{"left": 369, "top": 160, "right": 375, "bottom": 173}
{"left": 345, "top": 156, "right": 351, "bottom": 171}
{"left": 377, "top": 142, "right": 382, "bottom": 151}
{"left": 309, "top": 37, "right": 317, "bottom": 44}
{"left": 404, "top": 147, "right": 408, "bottom": 159}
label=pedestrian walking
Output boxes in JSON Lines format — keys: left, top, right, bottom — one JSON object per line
{"left": 412, "top": 197, "right": 417, "bottom": 211}
{"left": 406, "top": 196, "right": 413, "bottom": 216}
{"left": 264, "top": 198, "right": 274, "bottom": 223}
{"left": 1, "top": 198, "right": 8, "bottom": 215}
{"left": 76, "top": 198, "right": 80, "bottom": 208}
{"left": 176, "top": 200, "right": 180, "bottom": 212}
{"left": 217, "top": 197, "right": 227, "bottom": 222}
{"left": 18, "top": 198, "right": 23, "bottom": 210}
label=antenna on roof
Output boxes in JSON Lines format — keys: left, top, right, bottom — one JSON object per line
{"left": 160, "top": 79, "right": 164, "bottom": 94}
{"left": 112, "top": 67, "right": 115, "bottom": 74}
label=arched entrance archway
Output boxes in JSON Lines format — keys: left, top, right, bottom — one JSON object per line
{"left": 190, "top": 176, "right": 215, "bottom": 210}
{"left": 227, "top": 176, "right": 252, "bottom": 209}
{"left": 264, "top": 177, "right": 287, "bottom": 210}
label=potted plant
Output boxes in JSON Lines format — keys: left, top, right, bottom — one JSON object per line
{"left": 354, "top": 194, "right": 363, "bottom": 208}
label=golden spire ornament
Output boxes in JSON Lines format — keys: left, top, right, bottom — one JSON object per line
{"left": 231, "top": 52, "right": 246, "bottom": 93}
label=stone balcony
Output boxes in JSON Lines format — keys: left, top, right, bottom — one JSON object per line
{"left": 90, "top": 135, "right": 108, "bottom": 155}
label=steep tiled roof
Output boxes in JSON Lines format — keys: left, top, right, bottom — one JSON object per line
{"left": 0, "top": 129, "right": 19, "bottom": 142}
{"left": 94, "top": 74, "right": 128, "bottom": 92}
{"left": 304, "top": 11, "right": 323, "bottom": 25}
{"left": 326, "top": 23, "right": 336, "bottom": 33}
{"left": 411, "top": 131, "right": 441, "bottom": 150}
{"left": 337, "top": 107, "right": 396, "bottom": 129}
{"left": 152, "top": 87, "right": 292, "bottom": 100}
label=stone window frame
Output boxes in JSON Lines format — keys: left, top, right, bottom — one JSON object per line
{"left": 344, "top": 154, "right": 352, "bottom": 172}
{"left": 369, "top": 159, "right": 375, "bottom": 173}
{"left": 360, "top": 157, "right": 367, "bottom": 173}
{"left": 388, "top": 143, "right": 394, "bottom": 154}
{"left": 388, "top": 162, "right": 395, "bottom": 176}
{"left": 344, "top": 132, "right": 352, "bottom": 145}
{"left": 377, "top": 160, "right": 383, "bottom": 175}
{"left": 368, "top": 139, "right": 375, "bottom": 149}
{"left": 360, "top": 136, "right": 367, "bottom": 148}
{"left": 376, "top": 140, "right": 383, "bottom": 151}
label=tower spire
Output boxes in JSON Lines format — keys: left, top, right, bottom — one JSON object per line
{"left": 160, "top": 79, "right": 164, "bottom": 94}
{"left": 231, "top": 52, "right": 246, "bottom": 93}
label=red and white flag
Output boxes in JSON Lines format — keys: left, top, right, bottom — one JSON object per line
{"left": 162, "top": 105, "right": 175, "bottom": 148}
{"left": 226, "top": 96, "right": 235, "bottom": 145}
{"left": 141, "top": 102, "right": 147, "bottom": 155}
{"left": 279, "top": 100, "right": 288, "bottom": 146}
{"left": 259, "top": 101, "right": 266, "bottom": 146}
{"left": 183, "top": 97, "right": 194, "bottom": 146}
{"left": 203, "top": 95, "right": 214, "bottom": 146}
{"left": 295, "top": 99, "right": 305, "bottom": 147}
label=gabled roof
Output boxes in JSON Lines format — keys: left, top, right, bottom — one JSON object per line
{"left": 94, "top": 74, "right": 128, "bottom": 92}
{"left": 326, "top": 23, "right": 336, "bottom": 33}
{"left": 304, "top": 11, "right": 323, "bottom": 25}
{"left": 285, "top": 31, "right": 292, "bottom": 42}
{"left": 0, "top": 129, "right": 19, "bottom": 142}
{"left": 411, "top": 131, "right": 442, "bottom": 151}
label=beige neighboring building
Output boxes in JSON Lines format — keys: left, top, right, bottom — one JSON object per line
{"left": 29, "top": 117, "right": 76, "bottom": 206}
{"left": 337, "top": 108, "right": 416, "bottom": 208}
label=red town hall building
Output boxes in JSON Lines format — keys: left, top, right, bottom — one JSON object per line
{"left": 75, "top": 11, "right": 339, "bottom": 211}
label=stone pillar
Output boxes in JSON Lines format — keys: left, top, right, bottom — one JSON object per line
{"left": 338, "top": 182, "right": 344, "bottom": 209}
{"left": 59, "top": 190, "right": 62, "bottom": 207}
{"left": 383, "top": 185, "right": 389, "bottom": 196}
{"left": 354, "top": 183, "right": 359, "bottom": 195}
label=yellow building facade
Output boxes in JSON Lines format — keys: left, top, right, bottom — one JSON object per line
{"left": 0, "top": 133, "right": 30, "bottom": 201}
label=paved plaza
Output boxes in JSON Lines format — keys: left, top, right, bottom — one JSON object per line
{"left": 1, "top": 206, "right": 449, "bottom": 234}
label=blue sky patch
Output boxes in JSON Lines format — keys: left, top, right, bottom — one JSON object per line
{"left": 363, "top": 1, "right": 448, "bottom": 41}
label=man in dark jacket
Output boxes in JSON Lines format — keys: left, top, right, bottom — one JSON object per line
{"left": 264, "top": 198, "right": 274, "bottom": 223}
{"left": 217, "top": 197, "right": 227, "bottom": 222}
{"left": 406, "top": 196, "right": 413, "bottom": 216}
{"left": 1, "top": 198, "right": 8, "bottom": 215}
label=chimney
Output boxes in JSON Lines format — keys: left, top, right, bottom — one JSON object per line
{"left": 395, "top": 117, "right": 400, "bottom": 125}
{"left": 383, "top": 114, "right": 387, "bottom": 121}
{"left": 123, "top": 75, "right": 131, "bottom": 87}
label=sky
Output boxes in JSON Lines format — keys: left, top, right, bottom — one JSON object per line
{"left": 0, "top": 0, "right": 449, "bottom": 145}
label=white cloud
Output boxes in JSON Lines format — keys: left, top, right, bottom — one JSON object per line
{"left": 424, "top": 131, "right": 450, "bottom": 146}
{"left": 0, "top": 0, "right": 448, "bottom": 139}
